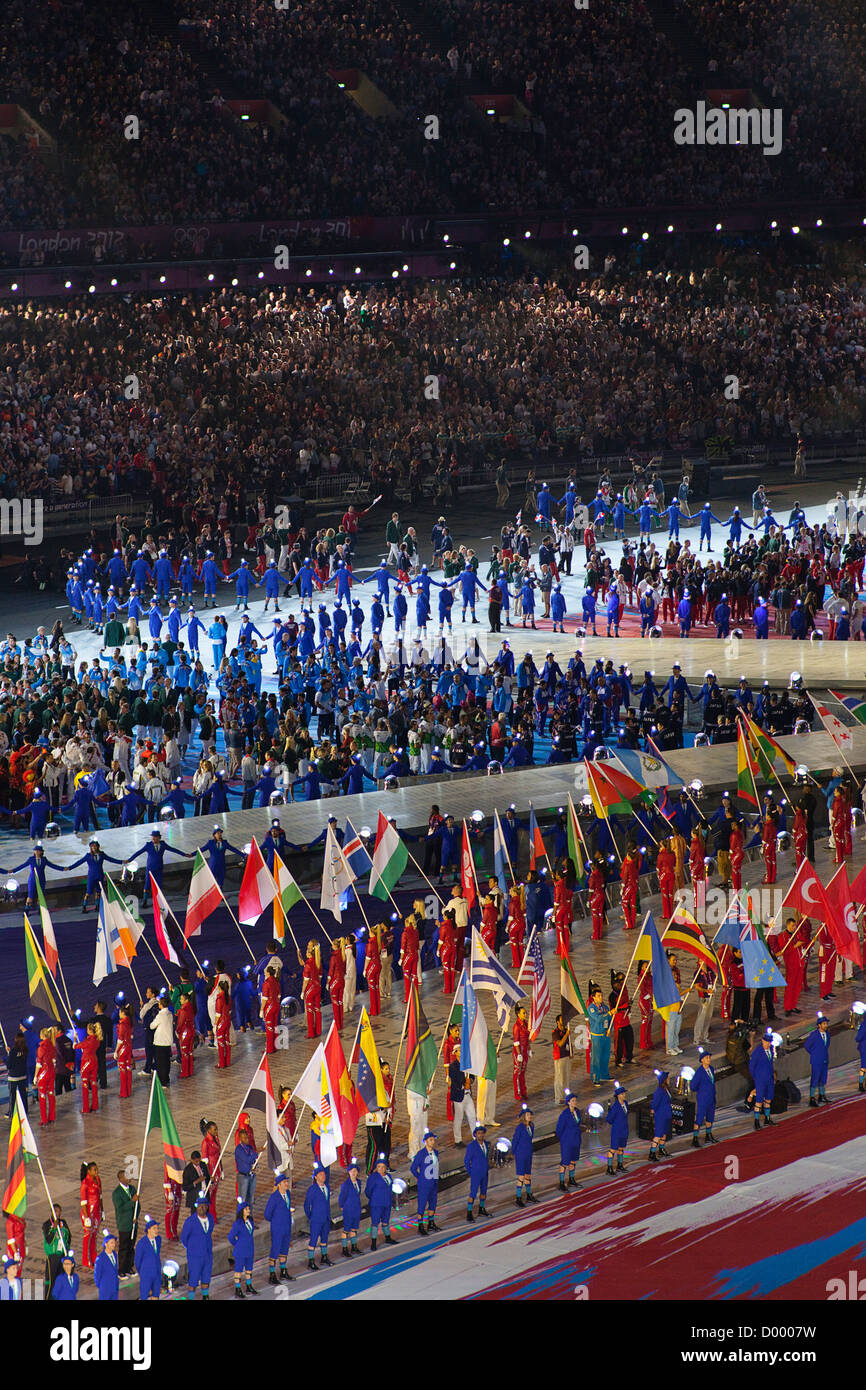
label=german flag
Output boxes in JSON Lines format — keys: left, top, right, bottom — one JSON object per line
{"left": 666, "top": 909, "right": 727, "bottom": 987}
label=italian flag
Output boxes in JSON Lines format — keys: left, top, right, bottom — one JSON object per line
{"left": 272, "top": 852, "right": 302, "bottom": 944}
{"left": 369, "top": 811, "right": 408, "bottom": 902}
{"left": 184, "top": 849, "right": 224, "bottom": 940}
{"left": 239, "top": 836, "right": 276, "bottom": 925}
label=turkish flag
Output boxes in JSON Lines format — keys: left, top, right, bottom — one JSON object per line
{"left": 780, "top": 858, "right": 825, "bottom": 922}
{"left": 461, "top": 821, "right": 477, "bottom": 913}
{"left": 823, "top": 864, "right": 863, "bottom": 966}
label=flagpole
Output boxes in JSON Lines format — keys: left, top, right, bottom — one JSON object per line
{"left": 738, "top": 711, "right": 799, "bottom": 810}
{"left": 566, "top": 793, "right": 590, "bottom": 874}
{"left": 528, "top": 802, "right": 554, "bottom": 874}
{"left": 0, "top": 1015, "right": 8, "bottom": 1051}
{"left": 806, "top": 697, "right": 858, "bottom": 785}
{"left": 131, "top": 1072, "right": 155, "bottom": 1232}
{"left": 586, "top": 762, "right": 624, "bottom": 865}
{"left": 137, "top": 926, "right": 172, "bottom": 989}
{"left": 432, "top": 965, "right": 464, "bottom": 1075}
{"left": 202, "top": 1052, "right": 262, "bottom": 1201}
{"left": 221, "top": 892, "right": 258, "bottom": 962}
{"left": 30, "top": 923, "right": 77, "bottom": 1032}
{"left": 19, "top": 1100, "right": 71, "bottom": 1257}
{"left": 604, "top": 909, "right": 655, "bottom": 1036}
{"left": 495, "top": 928, "right": 534, "bottom": 1056}
{"left": 404, "top": 846, "right": 447, "bottom": 905}
{"left": 182, "top": 934, "right": 206, "bottom": 976}
{"left": 462, "top": 818, "right": 482, "bottom": 906}
{"left": 494, "top": 808, "right": 518, "bottom": 886}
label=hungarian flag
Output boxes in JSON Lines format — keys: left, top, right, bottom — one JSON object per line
{"left": 566, "top": 795, "right": 584, "bottom": 881}
{"left": 34, "top": 877, "right": 59, "bottom": 978}
{"left": 103, "top": 874, "right": 143, "bottom": 962}
{"left": 323, "top": 1022, "right": 359, "bottom": 1146}
{"left": 239, "top": 836, "right": 276, "bottom": 925}
{"left": 743, "top": 714, "right": 797, "bottom": 777}
{"left": 460, "top": 820, "right": 477, "bottom": 912}
{"left": 736, "top": 722, "right": 760, "bottom": 805}
{"left": 809, "top": 696, "right": 854, "bottom": 750}
{"left": 404, "top": 982, "right": 437, "bottom": 1096}
{"left": 245, "top": 1055, "right": 283, "bottom": 1171}
{"left": 185, "top": 849, "right": 224, "bottom": 939}
{"left": 369, "top": 811, "right": 408, "bottom": 902}
{"left": 560, "top": 953, "right": 586, "bottom": 1024}
{"left": 828, "top": 691, "right": 866, "bottom": 725}
{"left": 2, "top": 1094, "right": 36, "bottom": 1217}
{"left": 528, "top": 805, "right": 547, "bottom": 871}
{"left": 151, "top": 876, "right": 185, "bottom": 966}
{"left": 354, "top": 1008, "right": 389, "bottom": 1114}
{"left": 24, "top": 914, "right": 60, "bottom": 1020}
{"left": 145, "top": 1077, "right": 185, "bottom": 1184}
{"left": 272, "top": 853, "right": 302, "bottom": 945}
{"left": 823, "top": 864, "right": 863, "bottom": 966}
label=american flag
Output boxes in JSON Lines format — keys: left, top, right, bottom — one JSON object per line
{"left": 517, "top": 928, "right": 550, "bottom": 1039}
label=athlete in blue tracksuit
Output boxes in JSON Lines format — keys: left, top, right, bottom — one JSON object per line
{"left": 50, "top": 1253, "right": 80, "bottom": 1301}
{"left": 464, "top": 1124, "right": 491, "bottom": 1220}
{"left": 304, "top": 1166, "right": 332, "bottom": 1269}
{"left": 19, "top": 789, "right": 50, "bottom": 839}
{"left": 94, "top": 1233, "right": 120, "bottom": 1300}
{"left": 690, "top": 1052, "right": 718, "bottom": 1144}
{"left": 438, "top": 584, "right": 454, "bottom": 632}
{"left": 332, "top": 561, "right": 353, "bottom": 604}
{"left": 107, "top": 550, "right": 127, "bottom": 589}
{"left": 264, "top": 1172, "right": 293, "bottom": 1281}
{"left": 227, "top": 1200, "right": 257, "bottom": 1297}
{"left": 338, "top": 1159, "right": 363, "bottom": 1256}
{"left": 410, "top": 1131, "right": 441, "bottom": 1235}
{"left": 556, "top": 1092, "right": 583, "bottom": 1186}
{"left": 550, "top": 583, "right": 567, "bottom": 632}
{"left": 131, "top": 552, "right": 154, "bottom": 591}
{"left": 128, "top": 830, "right": 192, "bottom": 903}
{"left": 134, "top": 1216, "right": 162, "bottom": 1300}
{"left": 181, "top": 1197, "right": 215, "bottom": 1298}
{"left": 153, "top": 550, "right": 174, "bottom": 600}
{"left": 749, "top": 1031, "right": 776, "bottom": 1129}
{"left": 365, "top": 1158, "right": 396, "bottom": 1248}
{"left": 804, "top": 1014, "right": 830, "bottom": 1105}
{"left": 606, "top": 1085, "right": 629, "bottom": 1174}
{"left": 511, "top": 1105, "right": 536, "bottom": 1206}
{"left": 649, "top": 1070, "right": 673, "bottom": 1161}
{"left": 227, "top": 560, "right": 254, "bottom": 610}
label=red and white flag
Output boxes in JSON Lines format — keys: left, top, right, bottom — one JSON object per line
{"left": 809, "top": 696, "right": 853, "bottom": 749}
{"left": 151, "top": 875, "right": 184, "bottom": 966}
{"left": 238, "top": 836, "right": 276, "bottom": 925}
{"left": 460, "top": 820, "right": 477, "bottom": 913}
{"left": 184, "top": 850, "right": 224, "bottom": 940}
{"left": 823, "top": 864, "right": 863, "bottom": 966}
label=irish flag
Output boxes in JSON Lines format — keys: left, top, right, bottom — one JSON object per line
{"left": 239, "top": 837, "right": 276, "bottom": 925}
{"left": 184, "top": 850, "right": 224, "bottom": 939}
{"left": 103, "top": 874, "right": 143, "bottom": 962}
{"left": 369, "top": 811, "right": 408, "bottom": 902}
{"left": 272, "top": 853, "right": 302, "bottom": 944}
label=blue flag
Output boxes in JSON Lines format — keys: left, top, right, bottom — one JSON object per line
{"left": 343, "top": 819, "right": 373, "bottom": 878}
{"left": 493, "top": 810, "right": 509, "bottom": 897}
{"left": 740, "top": 939, "right": 785, "bottom": 989}
{"left": 714, "top": 896, "right": 750, "bottom": 950}
{"left": 646, "top": 913, "right": 681, "bottom": 1021}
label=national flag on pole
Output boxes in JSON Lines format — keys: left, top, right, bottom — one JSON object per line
{"left": 517, "top": 928, "right": 551, "bottom": 1039}
{"left": 528, "top": 805, "right": 546, "bottom": 871}
{"left": 145, "top": 1077, "right": 185, "bottom": 1184}
{"left": 493, "top": 808, "right": 509, "bottom": 895}
{"left": 822, "top": 864, "right": 863, "bottom": 966}
{"left": 736, "top": 722, "right": 760, "bottom": 805}
{"left": 828, "top": 690, "right": 866, "bottom": 725}
{"left": 369, "top": 810, "right": 408, "bottom": 902}
{"left": 151, "top": 876, "right": 185, "bottom": 966}
{"left": 238, "top": 837, "right": 276, "bottom": 925}
{"left": 34, "top": 877, "right": 59, "bottom": 978}
{"left": 245, "top": 1055, "right": 283, "bottom": 1171}
{"left": 665, "top": 905, "right": 727, "bottom": 987}
{"left": 566, "top": 794, "right": 585, "bottom": 883}
{"left": 93, "top": 890, "right": 120, "bottom": 987}
{"left": 586, "top": 760, "right": 632, "bottom": 818}
{"left": 354, "top": 1008, "right": 389, "bottom": 1113}
{"left": 24, "top": 913, "right": 60, "bottom": 1019}
{"left": 184, "top": 849, "right": 224, "bottom": 939}
{"left": 272, "top": 853, "right": 302, "bottom": 945}
{"left": 321, "top": 823, "right": 355, "bottom": 921}
{"left": 559, "top": 953, "right": 587, "bottom": 1025}
{"left": 469, "top": 926, "right": 526, "bottom": 1028}
{"left": 404, "top": 982, "right": 437, "bottom": 1096}
{"left": 738, "top": 916, "right": 785, "bottom": 989}
{"left": 809, "top": 695, "right": 854, "bottom": 750}
{"left": 634, "top": 913, "right": 681, "bottom": 1020}
{"left": 780, "top": 858, "right": 845, "bottom": 955}
{"left": 618, "top": 744, "right": 685, "bottom": 788}
{"left": 291, "top": 1043, "right": 327, "bottom": 1113}
{"left": 323, "top": 1022, "right": 359, "bottom": 1146}
{"left": 595, "top": 760, "right": 655, "bottom": 807}
{"left": 343, "top": 819, "right": 373, "bottom": 878}
{"left": 318, "top": 1059, "right": 342, "bottom": 1168}
{"left": 103, "top": 874, "right": 143, "bottom": 963}
{"left": 714, "top": 893, "right": 751, "bottom": 949}
{"left": 459, "top": 970, "right": 492, "bottom": 1078}
{"left": 743, "top": 713, "right": 797, "bottom": 777}
{"left": 460, "top": 820, "right": 477, "bottom": 913}
{"left": 2, "top": 1094, "right": 34, "bottom": 1216}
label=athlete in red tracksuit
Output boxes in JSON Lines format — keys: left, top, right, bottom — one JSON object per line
{"left": 507, "top": 887, "right": 526, "bottom": 965}
{"left": 164, "top": 1167, "right": 182, "bottom": 1241}
{"left": 793, "top": 805, "right": 808, "bottom": 868}
{"left": 553, "top": 874, "right": 573, "bottom": 956}
{"left": 215, "top": 982, "right": 232, "bottom": 1068}
{"left": 115, "top": 1006, "right": 133, "bottom": 1099}
{"left": 730, "top": 821, "right": 744, "bottom": 891}
{"left": 589, "top": 857, "right": 607, "bottom": 940}
{"left": 400, "top": 914, "right": 420, "bottom": 1002}
{"left": 443, "top": 1025, "right": 460, "bottom": 1122}
{"left": 438, "top": 912, "right": 457, "bottom": 994}
{"left": 638, "top": 963, "right": 653, "bottom": 1049}
{"left": 816, "top": 923, "right": 837, "bottom": 1000}
{"left": 79, "top": 1162, "right": 103, "bottom": 1269}
{"left": 36, "top": 1027, "right": 56, "bottom": 1125}
{"left": 75, "top": 1026, "right": 100, "bottom": 1114}
{"left": 480, "top": 896, "right": 498, "bottom": 953}
{"left": 690, "top": 828, "right": 707, "bottom": 913}
{"left": 364, "top": 929, "right": 382, "bottom": 1016}
{"left": 300, "top": 942, "right": 322, "bottom": 1039}
{"left": 620, "top": 848, "right": 640, "bottom": 931}
{"left": 762, "top": 813, "right": 777, "bottom": 884}
{"left": 512, "top": 1007, "right": 530, "bottom": 1102}
{"left": 262, "top": 966, "right": 282, "bottom": 1051}
{"left": 656, "top": 841, "right": 676, "bottom": 920}
{"left": 177, "top": 994, "right": 195, "bottom": 1078}
{"left": 831, "top": 788, "right": 849, "bottom": 864}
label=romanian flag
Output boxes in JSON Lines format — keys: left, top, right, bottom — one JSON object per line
{"left": 743, "top": 713, "right": 796, "bottom": 778}
{"left": 354, "top": 1008, "right": 389, "bottom": 1114}
{"left": 528, "top": 805, "right": 547, "bottom": 871}
{"left": 565, "top": 796, "right": 585, "bottom": 882}
{"left": 736, "top": 722, "right": 760, "bottom": 805}
{"left": 145, "top": 1077, "right": 185, "bottom": 1184}
{"left": 2, "top": 1094, "right": 36, "bottom": 1217}
{"left": 24, "top": 913, "right": 60, "bottom": 1020}
{"left": 666, "top": 905, "right": 727, "bottom": 988}
{"left": 404, "top": 982, "right": 437, "bottom": 1097}
{"left": 323, "top": 1022, "right": 359, "bottom": 1147}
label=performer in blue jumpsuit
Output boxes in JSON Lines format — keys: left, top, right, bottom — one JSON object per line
{"left": 410, "top": 1130, "right": 441, "bottom": 1235}
{"left": 202, "top": 826, "right": 243, "bottom": 888}
{"left": 6, "top": 844, "right": 64, "bottom": 906}
{"left": 94, "top": 1231, "right": 119, "bottom": 1301}
{"left": 227, "top": 1198, "right": 258, "bottom": 1298}
{"left": 226, "top": 559, "right": 254, "bottom": 611}
{"left": 749, "top": 1028, "right": 776, "bottom": 1129}
{"left": 264, "top": 1171, "right": 294, "bottom": 1283}
{"left": 512, "top": 1104, "right": 537, "bottom": 1206}
{"left": 556, "top": 1091, "right": 583, "bottom": 1188}
{"left": 648, "top": 1069, "right": 673, "bottom": 1161}
{"left": 606, "top": 1083, "right": 630, "bottom": 1174}
{"left": 464, "top": 1123, "right": 491, "bottom": 1222}
{"left": 804, "top": 1012, "right": 830, "bottom": 1106}
{"left": 689, "top": 1049, "right": 718, "bottom": 1145}
{"left": 181, "top": 1193, "right": 215, "bottom": 1299}
{"left": 451, "top": 565, "right": 487, "bottom": 623}
{"left": 365, "top": 1155, "right": 396, "bottom": 1250}
{"left": 134, "top": 1215, "right": 162, "bottom": 1300}
{"left": 128, "top": 829, "right": 191, "bottom": 904}
{"left": 69, "top": 839, "right": 124, "bottom": 913}
{"left": 304, "top": 1164, "right": 332, "bottom": 1270}
{"left": 262, "top": 560, "right": 282, "bottom": 612}
{"left": 338, "top": 1157, "right": 363, "bottom": 1256}
{"left": 698, "top": 502, "right": 723, "bottom": 552}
